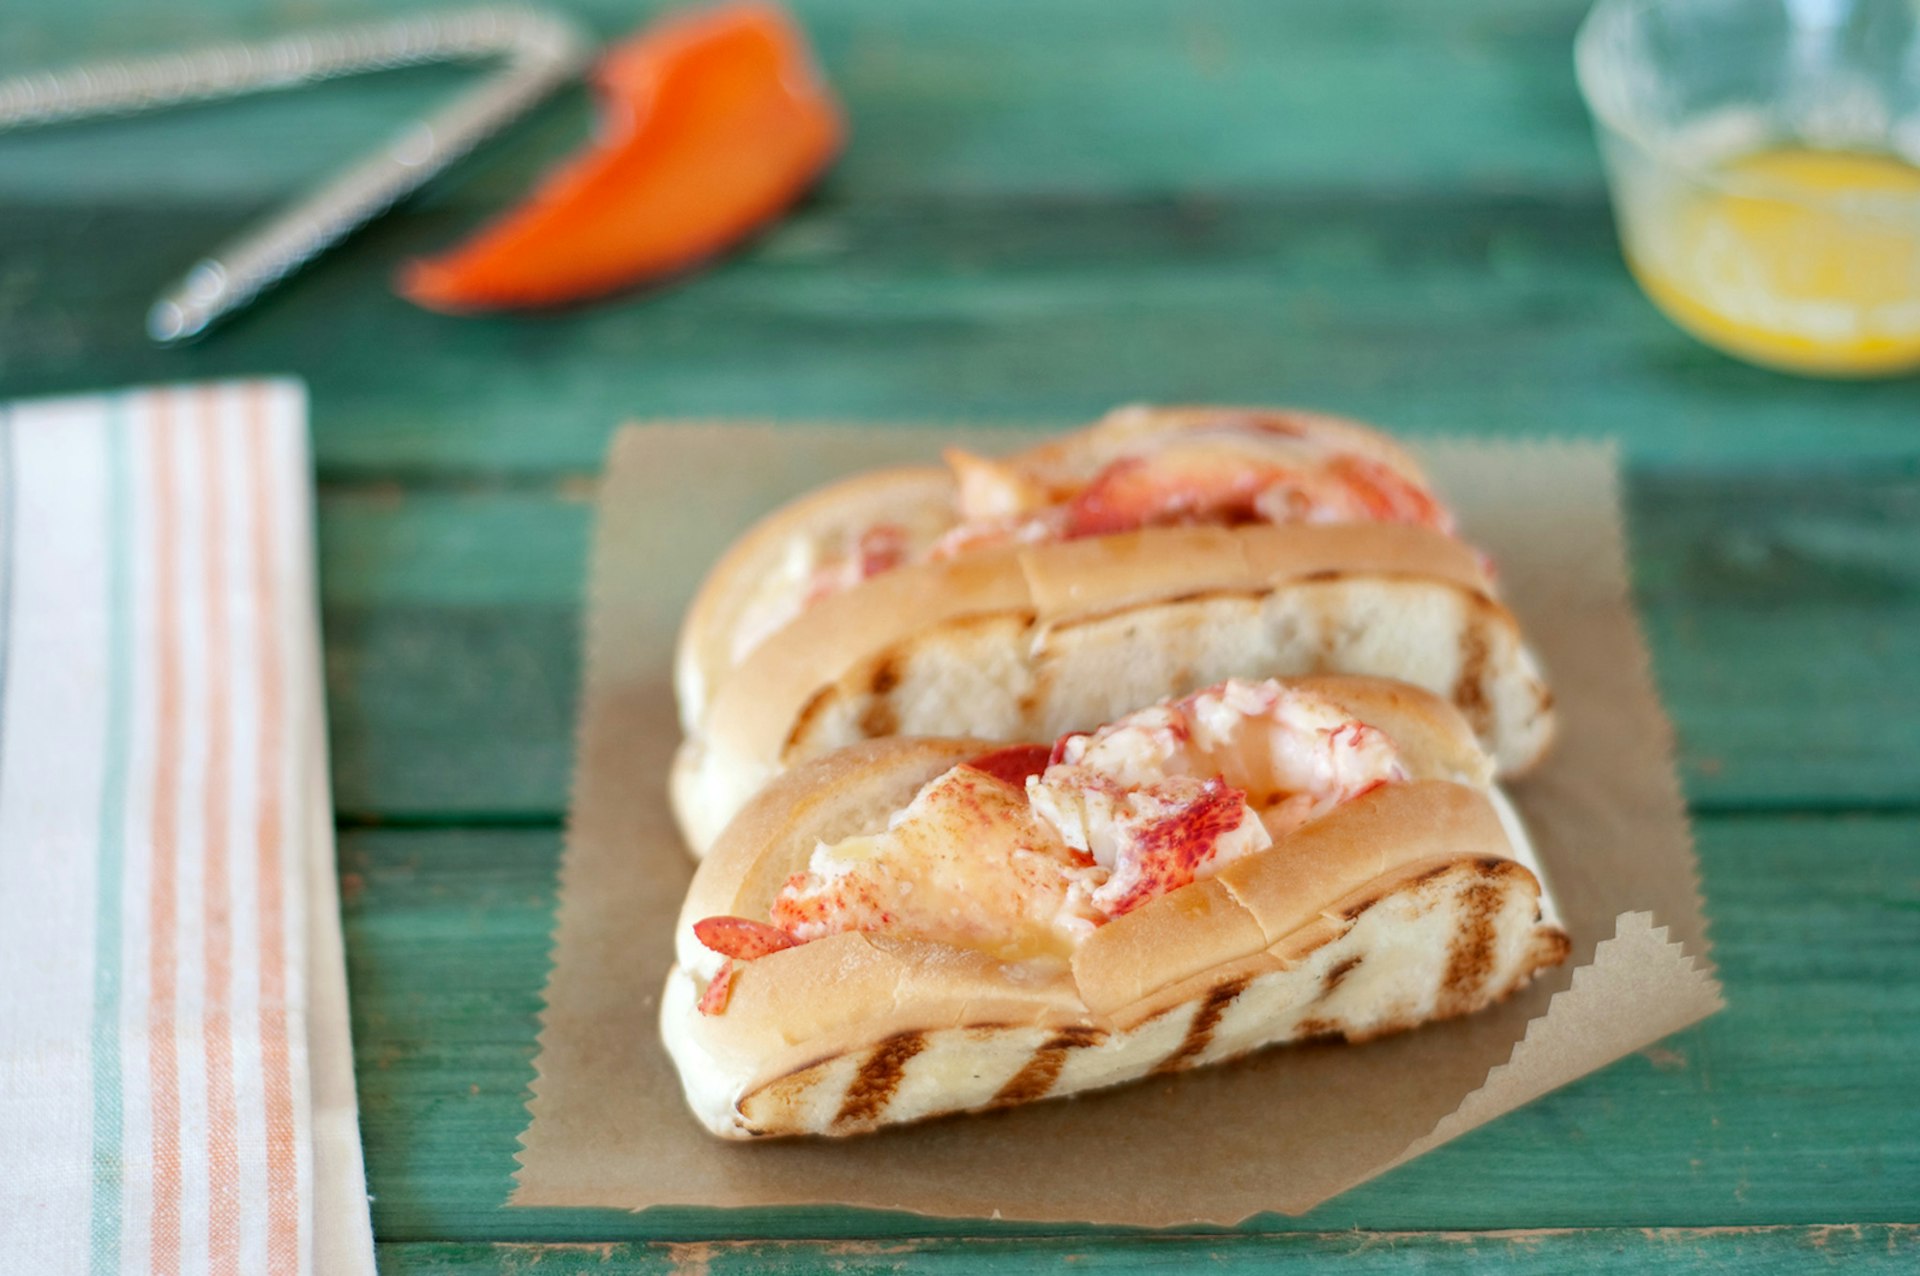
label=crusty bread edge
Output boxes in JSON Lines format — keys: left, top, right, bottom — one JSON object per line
{"left": 674, "top": 465, "right": 956, "bottom": 729}
{"left": 668, "top": 531, "right": 1551, "bottom": 855}
{"left": 697, "top": 522, "right": 1499, "bottom": 777}
{"left": 674, "top": 406, "right": 1463, "bottom": 732}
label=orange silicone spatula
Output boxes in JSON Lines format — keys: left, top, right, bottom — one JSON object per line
{"left": 398, "top": 1, "right": 843, "bottom": 312}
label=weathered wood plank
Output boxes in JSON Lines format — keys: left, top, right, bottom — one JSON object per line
{"left": 321, "top": 487, "right": 590, "bottom": 822}
{"left": 0, "top": 0, "right": 1600, "bottom": 204}
{"left": 8, "top": 193, "right": 1920, "bottom": 475}
{"left": 340, "top": 814, "right": 1920, "bottom": 1241}
{"left": 13, "top": 0, "right": 1914, "bottom": 1260}
{"left": 375, "top": 1227, "right": 1918, "bottom": 1274}
{"left": 382, "top": 1228, "right": 1912, "bottom": 1274}
{"left": 315, "top": 469, "right": 1920, "bottom": 821}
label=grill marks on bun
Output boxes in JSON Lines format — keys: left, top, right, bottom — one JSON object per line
{"left": 659, "top": 410, "right": 1568, "bottom": 1137}
{"left": 662, "top": 678, "right": 1571, "bottom": 1139}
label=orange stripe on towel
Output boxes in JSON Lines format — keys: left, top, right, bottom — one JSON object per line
{"left": 246, "top": 384, "right": 301, "bottom": 1273}
{"left": 147, "top": 392, "right": 184, "bottom": 1276}
{"left": 199, "top": 390, "right": 240, "bottom": 1275}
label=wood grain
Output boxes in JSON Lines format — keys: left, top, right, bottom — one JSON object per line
{"left": 8, "top": 195, "right": 1920, "bottom": 476}
{"left": 0, "top": 0, "right": 1600, "bottom": 203}
{"left": 374, "top": 1227, "right": 1917, "bottom": 1274}
{"left": 6, "top": 0, "right": 1916, "bottom": 1263}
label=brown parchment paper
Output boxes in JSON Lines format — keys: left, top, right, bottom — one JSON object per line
{"left": 510, "top": 424, "right": 1724, "bottom": 1224}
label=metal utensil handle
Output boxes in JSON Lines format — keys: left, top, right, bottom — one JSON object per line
{"left": 0, "top": 7, "right": 591, "bottom": 343}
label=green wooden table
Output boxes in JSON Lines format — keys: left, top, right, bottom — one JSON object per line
{"left": 5, "top": 0, "right": 1917, "bottom": 1269}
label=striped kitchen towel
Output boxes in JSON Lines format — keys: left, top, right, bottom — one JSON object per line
{"left": 0, "top": 382, "right": 375, "bottom": 1276}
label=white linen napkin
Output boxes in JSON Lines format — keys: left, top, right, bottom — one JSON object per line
{"left": 0, "top": 381, "right": 376, "bottom": 1276}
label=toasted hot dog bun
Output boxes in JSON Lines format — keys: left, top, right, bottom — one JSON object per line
{"left": 662, "top": 677, "right": 1569, "bottom": 1138}
{"left": 675, "top": 463, "right": 955, "bottom": 726}
{"left": 670, "top": 407, "right": 1555, "bottom": 857}
{"left": 675, "top": 405, "right": 1438, "bottom": 730}
{"left": 671, "top": 519, "right": 1553, "bottom": 854}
